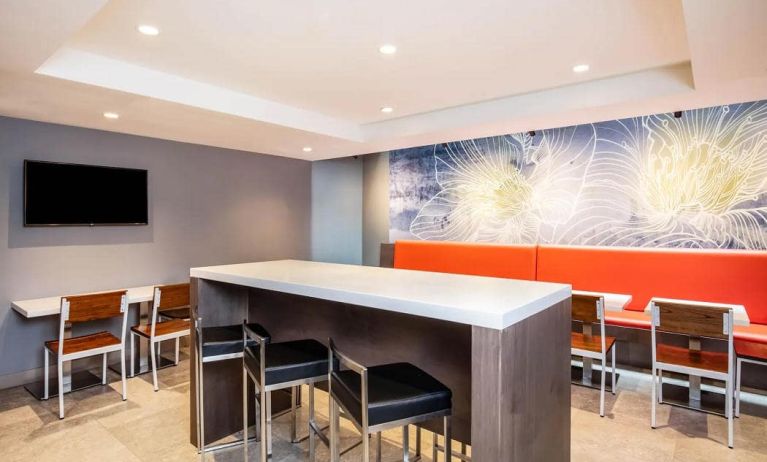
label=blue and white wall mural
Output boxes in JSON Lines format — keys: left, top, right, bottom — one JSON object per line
{"left": 389, "top": 100, "right": 767, "bottom": 249}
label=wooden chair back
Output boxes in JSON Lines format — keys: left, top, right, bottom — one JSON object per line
{"left": 156, "top": 283, "right": 190, "bottom": 310}
{"left": 572, "top": 294, "right": 603, "bottom": 324}
{"left": 62, "top": 290, "right": 127, "bottom": 323}
{"left": 652, "top": 301, "right": 731, "bottom": 340}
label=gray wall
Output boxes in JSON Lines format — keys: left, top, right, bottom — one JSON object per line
{"left": 311, "top": 157, "right": 362, "bottom": 264}
{"left": 0, "top": 116, "right": 311, "bottom": 381}
{"left": 362, "top": 152, "right": 390, "bottom": 266}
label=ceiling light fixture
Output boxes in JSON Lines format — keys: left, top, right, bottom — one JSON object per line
{"left": 137, "top": 24, "right": 160, "bottom": 36}
{"left": 380, "top": 106, "right": 394, "bottom": 113}
{"left": 103, "top": 112, "right": 120, "bottom": 119}
{"left": 572, "top": 64, "right": 590, "bottom": 73}
{"left": 379, "top": 44, "right": 397, "bottom": 55}
{"left": 302, "top": 147, "right": 313, "bottom": 153}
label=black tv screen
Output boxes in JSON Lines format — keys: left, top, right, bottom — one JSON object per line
{"left": 24, "top": 160, "right": 148, "bottom": 226}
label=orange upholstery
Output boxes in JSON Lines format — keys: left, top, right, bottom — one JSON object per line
{"left": 734, "top": 324, "right": 767, "bottom": 345}
{"left": 393, "top": 240, "right": 537, "bottom": 280}
{"left": 537, "top": 245, "right": 767, "bottom": 325}
{"left": 604, "top": 311, "right": 652, "bottom": 329}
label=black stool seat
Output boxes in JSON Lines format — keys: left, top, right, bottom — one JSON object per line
{"left": 331, "top": 362, "right": 452, "bottom": 427}
{"left": 244, "top": 339, "right": 331, "bottom": 386}
{"left": 159, "top": 307, "right": 191, "bottom": 320}
{"left": 201, "top": 323, "right": 271, "bottom": 358}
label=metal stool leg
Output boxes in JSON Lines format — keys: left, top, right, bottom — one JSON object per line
{"left": 290, "top": 385, "right": 298, "bottom": 443}
{"left": 444, "top": 416, "right": 452, "bottom": 462}
{"left": 309, "top": 383, "right": 316, "bottom": 461}
{"left": 243, "top": 365, "right": 248, "bottom": 462}
{"left": 432, "top": 431, "right": 438, "bottom": 462}
{"left": 402, "top": 425, "right": 410, "bottom": 461}
{"left": 376, "top": 432, "right": 382, "bottom": 462}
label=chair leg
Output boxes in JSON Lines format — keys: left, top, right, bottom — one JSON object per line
{"left": 254, "top": 382, "right": 261, "bottom": 443}
{"left": 130, "top": 333, "right": 135, "bottom": 378}
{"left": 121, "top": 346, "right": 127, "bottom": 401}
{"left": 362, "top": 427, "right": 370, "bottom": 462}
{"left": 376, "top": 431, "right": 382, "bottom": 462}
{"left": 600, "top": 355, "right": 606, "bottom": 417}
{"left": 290, "top": 385, "right": 298, "bottom": 443}
{"left": 658, "top": 368, "right": 663, "bottom": 403}
{"left": 443, "top": 416, "right": 452, "bottom": 462}
{"left": 309, "top": 383, "right": 316, "bottom": 461}
{"left": 175, "top": 337, "right": 180, "bottom": 365}
{"left": 197, "top": 353, "right": 205, "bottom": 460}
{"left": 243, "top": 366, "right": 248, "bottom": 462}
{"left": 432, "top": 431, "right": 438, "bottom": 462}
{"left": 727, "top": 376, "right": 734, "bottom": 448}
{"left": 402, "top": 425, "right": 409, "bottom": 461}
{"left": 735, "top": 358, "right": 742, "bottom": 418}
{"left": 415, "top": 426, "right": 421, "bottom": 459}
{"left": 611, "top": 345, "right": 617, "bottom": 395}
{"left": 57, "top": 357, "right": 65, "bottom": 419}
{"left": 329, "top": 398, "right": 340, "bottom": 462}
{"left": 43, "top": 348, "right": 49, "bottom": 400}
{"left": 266, "top": 391, "right": 272, "bottom": 457}
{"left": 260, "top": 389, "right": 268, "bottom": 462}
{"left": 102, "top": 353, "right": 108, "bottom": 385}
{"left": 651, "top": 367, "right": 657, "bottom": 429}
{"left": 150, "top": 339, "right": 159, "bottom": 392}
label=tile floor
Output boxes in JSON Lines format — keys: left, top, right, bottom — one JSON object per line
{"left": 1, "top": 353, "right": 766, "bottom": 461}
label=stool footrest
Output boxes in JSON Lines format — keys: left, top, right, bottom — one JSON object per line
{"left": 433, "top": 442, "right": 472, "bottom": 462}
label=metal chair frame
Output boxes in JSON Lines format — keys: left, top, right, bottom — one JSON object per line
{"left": 328, "top": 338, "right": 452, "bottom": 462}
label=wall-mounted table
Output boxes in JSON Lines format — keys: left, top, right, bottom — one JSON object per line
{"left": 12, "top": 285, "right": 164, "bottom": 399}
{"left": 190, "top": 260, "right": 572, "bottom": 461}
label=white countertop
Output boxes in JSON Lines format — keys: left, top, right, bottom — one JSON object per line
{"left": 190, "top": 260, "right": 571, "bottom": 330}
{"left": 11, "top": 285, "right": 155, "bottom": 318}
{"left": 644, "top": 297, "right": 750, "bottom": 326}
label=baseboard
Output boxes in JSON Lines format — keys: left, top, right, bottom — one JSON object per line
{"left": 0, "top": 356, "right": 102, "bottom": 391}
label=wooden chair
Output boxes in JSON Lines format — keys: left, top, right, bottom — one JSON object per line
{"left": 735, "top": 340, "right": 767, "bottom": 417}
{"left": 43, "top": 290, "right": 129, "bottom": 419}
{"left": 650, "top": 300, "right": 735, "bottom": 448}
{"left": 130, "top": 283, "right": 191, "bottom": 391}
{"left": 571, "top": 293, "right": 617, "bottom": 417}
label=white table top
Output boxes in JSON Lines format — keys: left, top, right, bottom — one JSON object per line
{"left": 190, "top": 260, "right": 571, "bottom": 330}
{"left": 572, "top": 290, "right": 632, "bottom": 312}
{"left": 644, "top": 297, "right": 750, "bottom": 326}
{"left": 11, "top": 285, "right": 156, "bottom": 318}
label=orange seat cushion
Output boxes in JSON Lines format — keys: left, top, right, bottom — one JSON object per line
{"left": 604, "top": 310, "right": 652, "bottom": 329}
{"left": 735, "top": 340, "right": 767, "bottom": 362}
{"left": 537, "top": 245, "right": 767, "bottom": 324}
{"left": 45, "top": 331, "right": 120, "bottom": 355}
{"left": 393, "top": 240, "right": 537, "bottom": 280}
{"left": 734, "top": 324, "right": 767, "bottom": 345}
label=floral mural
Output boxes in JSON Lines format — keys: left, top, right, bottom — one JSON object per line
{"left": 389, "top": 100, "right": 767, "bottom": 249}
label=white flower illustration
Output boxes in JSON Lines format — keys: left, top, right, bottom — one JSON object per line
{"left": 410, "top": 125, "right": 596, "bottom": 244}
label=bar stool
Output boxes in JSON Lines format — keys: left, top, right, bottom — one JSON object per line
{"left": 735, "top": 339, "right": 767, "bottom": 417}
{"left": 242, "top": 322, "right": 333, "bottom": 462}
{"left": 328, "top": 338, "right": 453, "bottom": 462}
{"left": 571, "top": 293, "right": 617, "bottom": 417}
{"left": 195, "top": 318, "right": 271, "bottom": 459}
{"left": 43, "top": 290, "right": 129, "bottom": 419}
{"left": 129, "top": 284, "right": 191, "bottom": 391}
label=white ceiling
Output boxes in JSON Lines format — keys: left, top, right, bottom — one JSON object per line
{"left": 1, "top": 0, "right": 766, "bottom": 160}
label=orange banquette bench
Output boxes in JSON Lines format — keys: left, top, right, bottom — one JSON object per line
{"left": 392, "top": 240, "right": 767, "bottom": 345}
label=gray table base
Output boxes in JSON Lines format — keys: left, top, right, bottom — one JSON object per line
{"left": 24, "top": 370, "right": 103, "bottom": 400}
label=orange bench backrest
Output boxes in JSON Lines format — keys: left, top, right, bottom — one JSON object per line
{"left": 537, "top": 245, "right": 767, "bottom": 324}
{"left": 393, "top": 240, "right": 537, "bottom": 280}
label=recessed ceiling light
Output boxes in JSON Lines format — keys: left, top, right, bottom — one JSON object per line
{"left": 572, "top": 64, "right": 590, "bottom": 73}
{"left": 103, "top": 112, "right": 120, "bottom": 119}
{"left": 379, "top": 44, "right": 397, "bottom": 55}
{"left": 302, "top": 147, "right": 313, "bottom": 153}
{"left": 380, "top": 106, "right": 394, "bottom": 113}
{"left": 137, "top": 24, "right": 160, "bottom": 36}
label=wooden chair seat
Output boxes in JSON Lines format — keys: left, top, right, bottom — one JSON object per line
{"left": 571, "top": 332, "right": 616, "bottom": 353}
{"left": 45, "top": 331, "right": 120, "bottom": 355}
{"left": 735, "top": 340, "right": 767, "bottom": 362}
{"left": 656, "top": 344, "right": 729, "bottom": 373}
{"left": 131, "top": 319, "right": 190, "bottom": 338}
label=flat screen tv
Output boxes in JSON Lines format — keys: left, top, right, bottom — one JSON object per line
{"left": 24, "top": 160, "right": 148, "bottom": 226}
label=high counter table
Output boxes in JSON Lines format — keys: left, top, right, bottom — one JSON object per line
{"left": 190, "top": 260, "right": 572, "bottom": 461}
